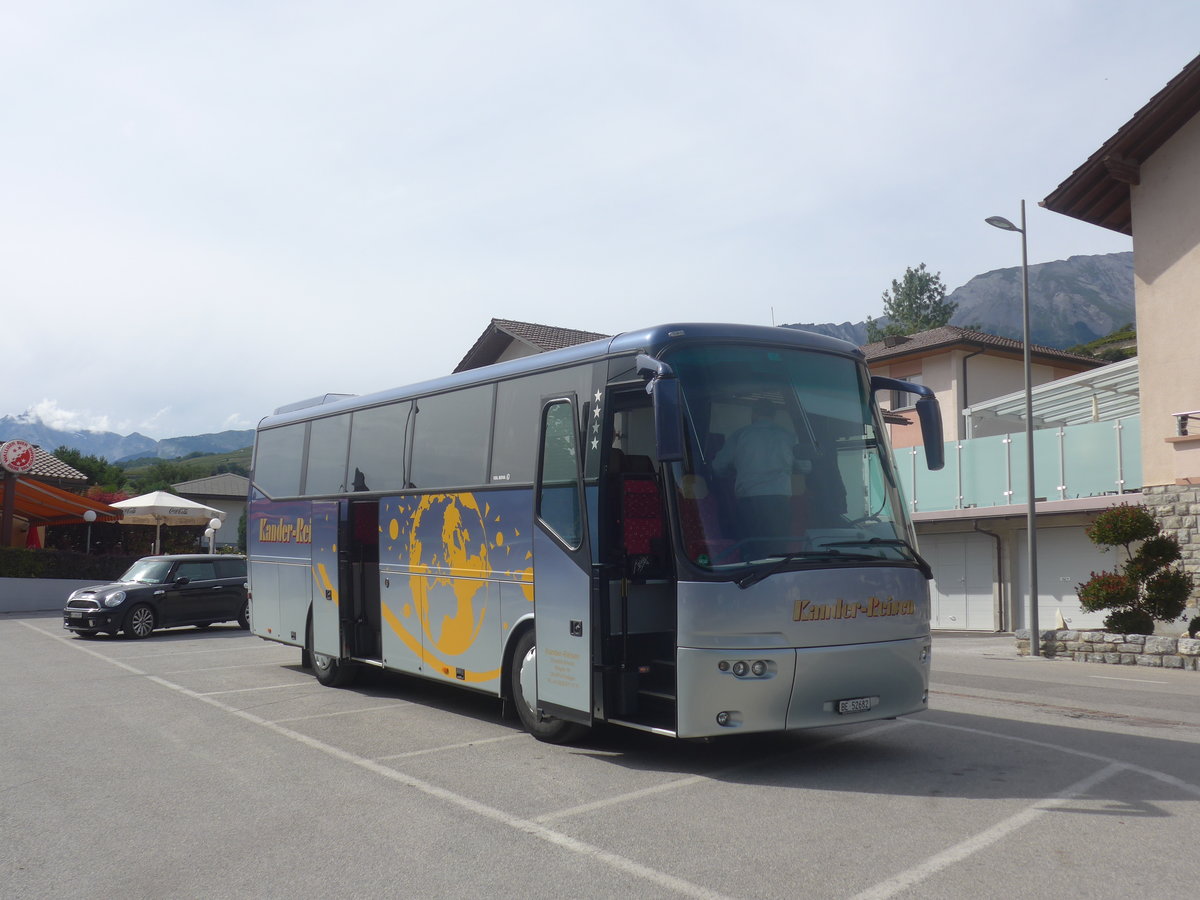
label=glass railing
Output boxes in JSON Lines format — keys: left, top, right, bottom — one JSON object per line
{"left": 895, "top": 415, "right": 1140, "bottom": 512}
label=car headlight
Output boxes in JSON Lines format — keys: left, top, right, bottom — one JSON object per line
{"left": 103, "top": 591, "right": 127, "bottom": 607}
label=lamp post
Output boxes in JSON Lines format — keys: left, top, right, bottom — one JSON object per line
{"left": 83, "top": 509, "right": 97, "bottom": 554}
{"left": 207, "top": 517, "right": 222, "bottom": 553}
{"left": 986, "top": 200, "right": 1039, "bottom": 655}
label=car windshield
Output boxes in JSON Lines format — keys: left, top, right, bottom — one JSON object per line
{"left": 665, "top": 344, "right": 917, "bottom": 574}
{"left": 119, "top": 559, "right": 174, "bottom": 584}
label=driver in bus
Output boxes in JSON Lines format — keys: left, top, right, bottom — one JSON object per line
{"left": 712, "top": 400, "right": 811, "bottom": 552}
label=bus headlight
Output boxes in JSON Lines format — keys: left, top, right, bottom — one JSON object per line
{"left": 732, "top": 661, "right": 749, "bottom": 677}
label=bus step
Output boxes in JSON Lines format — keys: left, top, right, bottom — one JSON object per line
{"left": 638, "top": 689, "right": 676, "bottom": 702}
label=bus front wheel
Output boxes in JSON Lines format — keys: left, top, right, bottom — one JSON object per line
{"left": 510, "top": 628, "right": 587, "bottom": 744}
{"left": 307, "top": 620, "right": 357, "bottom": 688}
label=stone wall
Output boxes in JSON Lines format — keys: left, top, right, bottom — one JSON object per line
{"left": 1141, "top": 484, "right": 1200, "bottom": 616}
{"left": 1015, "top": 628, "right": 1200, "bottom": 670}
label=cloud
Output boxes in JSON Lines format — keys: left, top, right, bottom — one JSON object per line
{"left": 24, "top": 399, "right": 114, "bottom": 434}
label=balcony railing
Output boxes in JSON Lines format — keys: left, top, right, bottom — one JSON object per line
{"left": 894, "top": 415, "right": 1141, "bottom": 512}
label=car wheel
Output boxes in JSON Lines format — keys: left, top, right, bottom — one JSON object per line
{"left": 307, "top": 620, "right": 357, "bottom": 687}
{"left": 509, "top": 628, "right": 588, "bottom": 744}
{"left": 237, "top": 599, "right": 250, "bottom": 630}
{"left": 124, "top": 604, "right": 156, "bottom": 639}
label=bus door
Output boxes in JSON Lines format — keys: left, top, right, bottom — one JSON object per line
{"left": 599, "top": 390, "right": 677, "bottom": 731}
{"left": 532, "top": 396, "right": 593, "bottom": 726}
{"left": 310, "top": 500, "right": 342, "bottom": 659}
{"left": 344, "top": 499, "right": 381, "bottom": 661}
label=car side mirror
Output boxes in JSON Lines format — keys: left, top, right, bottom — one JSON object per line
{"left": 174, "top": 576, "right": 191, "bottom": 586}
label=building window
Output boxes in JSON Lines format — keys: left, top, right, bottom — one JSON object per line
{"left": 892, "top": 373, "right": 923, "bottom": 410}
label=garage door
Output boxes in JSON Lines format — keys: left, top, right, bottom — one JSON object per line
{"left": 920, "top": 532, "right": 996, "bottom": 631}
{"left": 1015, "top": 526, "right": 1121, "bottom": 632}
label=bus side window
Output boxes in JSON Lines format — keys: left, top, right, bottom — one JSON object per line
{"left": 537, "top": 401, "right": 582, "bottom": 548}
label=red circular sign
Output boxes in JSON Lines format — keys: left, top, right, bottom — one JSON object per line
{"left": 1, "top": 440, "right": 36, "bottom": 474}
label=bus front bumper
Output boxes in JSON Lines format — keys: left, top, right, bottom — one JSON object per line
{"left": 675, "top": 636, "right": 931, "bottom": 739}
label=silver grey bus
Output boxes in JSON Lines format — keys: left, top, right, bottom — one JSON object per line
{"left": 247, "top": 323, "right": 944, "bottom": 742}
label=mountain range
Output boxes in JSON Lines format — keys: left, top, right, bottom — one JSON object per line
{"left": 787, "top": 251, "right": 1134, "bottom": 348}
{"left": 0, "top": 413, "right": 254, "bottom": 463}
{"left": 5, "top": 252, "right": 1134, "bottom": 461}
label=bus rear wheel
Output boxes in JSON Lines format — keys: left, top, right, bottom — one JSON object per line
{"left": 510, "top": 628, "right": 587, "bottom": 744}
{"left": 307, "top": 620, "right": 357, "bottom": 688}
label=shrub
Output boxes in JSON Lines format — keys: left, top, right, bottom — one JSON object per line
{"left": 1086, "top": 504, "right": 1158, "bottom": 546}
{"left": 1078, "top": 571, "right": 1135, "bottom": 611}
{"left": 1076, "top": 504, "right": 1194, "bottom": 635}
{"left": 1103, "top": 608, "right": 1155, "bottom": 636}
{"left": 0, "top": 548, "right": 138, "bottom": 581}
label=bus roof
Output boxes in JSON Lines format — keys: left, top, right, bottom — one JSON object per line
{"left": 257, "top": 322, "right": 861, "bottom": 430}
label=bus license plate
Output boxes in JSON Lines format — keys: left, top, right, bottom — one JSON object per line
{"left": 837, "top": 697, "right": 871, "bottom": 714}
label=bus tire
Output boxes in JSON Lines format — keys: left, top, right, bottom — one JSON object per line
{"left": 509, "top": 628, "right": 587, "bottom": 744}
{"left": 307, "top": 620, "right": 357, "bottom": 688}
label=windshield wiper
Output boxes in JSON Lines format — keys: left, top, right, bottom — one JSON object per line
{"left": 735, "top": 550, "right": 880, "bottom": 590}
{"left": 821, "top": 537, "right": 933, "bottom": 579}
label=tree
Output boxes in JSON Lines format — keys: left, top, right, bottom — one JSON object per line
{"left": 127, "top": 459, "right": 195, "bottom": 494}
{"left": 866, "top": 263, "right": 956, "bottom": 341}
{"left": 53, "top": 446, "right": 127, "bottom": 492}
{"left": 1076, "top": 504, "right": 1193, "bottom": 635}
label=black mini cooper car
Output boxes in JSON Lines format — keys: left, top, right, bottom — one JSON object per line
{"left": 63, "top": 554, "right": 249, "bottom": 639}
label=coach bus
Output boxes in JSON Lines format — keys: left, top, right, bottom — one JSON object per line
{"left": 247, "top": 322, "right": 944, "bottom": 742}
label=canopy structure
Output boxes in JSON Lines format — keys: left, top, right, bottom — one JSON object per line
{"left": 964, "top": 357, "right": 1140, "bottom": 436}
{"left": 0, "top": 477, "right": 121, "bottom": 526}
{"left": 111, "top": 491, "right": 226, "bottom": 553}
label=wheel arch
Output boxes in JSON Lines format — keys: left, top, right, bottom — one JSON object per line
{"left": 500, "top": 614, "right": 535, "bottom": 703}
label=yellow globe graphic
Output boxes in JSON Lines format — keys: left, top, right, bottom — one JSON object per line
{"left": 407, "top": 493, "right": 490, "bottom": 657}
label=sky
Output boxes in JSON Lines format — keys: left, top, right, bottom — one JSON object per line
{"left": 3, "top": 1, "right": 1198, "bottom": 440}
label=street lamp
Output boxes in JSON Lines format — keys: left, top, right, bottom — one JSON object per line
{"left": 986, "top": 200, "right": 1039, "bottom": 655}
{"left": 83, "top": 509, "right": 97, "bottom": 554}
{"left": 207, "top": 517, "right": 222, "bottom": 553}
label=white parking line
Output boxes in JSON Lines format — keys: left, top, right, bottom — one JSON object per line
{"left": 1088, "top": 674, "right": 1169, "bottom": 684}
{"left": 847, "top": 718, "right": 1200, "bottom": 898}
{"left": 852, "top": 762, "right": 1125, "bottom": 900}
{"left": 535, "top": 720, "right": 903, "bottom": 824}
{"left": 375, "top": 733, "right": 526, "bottom": 760}
{"left": 21, "top": 621, "right": 734, "bottom": 900}
{"left": 160, "top": 661, "right": 295, "bottom": 675}
{"left": 274, "top": 703, "right": 409, "bottom": 723}
{"left": 195, "top": 682, "right": 313, "bottom": 696}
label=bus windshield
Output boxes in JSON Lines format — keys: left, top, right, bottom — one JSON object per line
{"left": 665, "top": 344, "right": 917, "bottom": 574}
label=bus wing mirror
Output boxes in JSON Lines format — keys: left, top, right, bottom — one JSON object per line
{"left": 914, "top": 395, "right": 944, "bottom": 470}
{"left": 636, "top": 354, "right": 685, "bottom": 462}
{"left": 870, "top": 376, "right": 944, "bottom": 471}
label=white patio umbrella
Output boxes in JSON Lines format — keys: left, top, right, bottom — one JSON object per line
{"left": 111, "top": 490, "right": 226, "bottom": 554}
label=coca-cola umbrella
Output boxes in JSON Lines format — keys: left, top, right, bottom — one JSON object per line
{"left": 111, "top": 490, "right": 226, "bottom": 553}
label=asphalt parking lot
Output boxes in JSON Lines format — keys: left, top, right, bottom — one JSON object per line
{"left": 4, "top": 615, "right": 1200, "bottom": 899}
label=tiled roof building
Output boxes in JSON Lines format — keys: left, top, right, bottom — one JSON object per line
{"left": 454, "top": 319, "right": 609, "bottom": 373}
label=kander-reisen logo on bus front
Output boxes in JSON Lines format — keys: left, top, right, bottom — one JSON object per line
{"left": 794, "top": 596, "right": 916, "bottom": 622}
